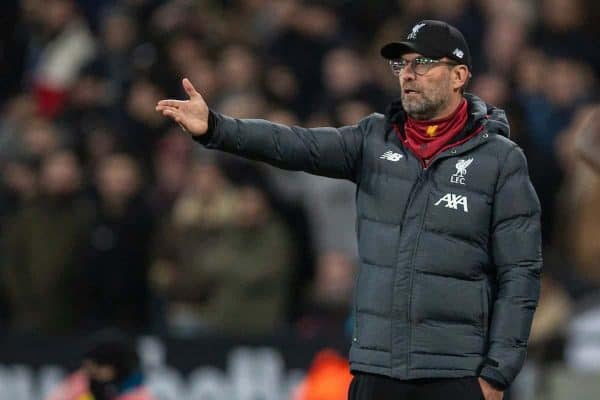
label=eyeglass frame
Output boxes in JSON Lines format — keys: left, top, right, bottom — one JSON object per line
{"left": 389, "top": 56, "right": 459, "bottom": 76}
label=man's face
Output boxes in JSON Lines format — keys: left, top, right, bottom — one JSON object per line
{"left": 399, "top": 53, "right": 454, "bottom": 120}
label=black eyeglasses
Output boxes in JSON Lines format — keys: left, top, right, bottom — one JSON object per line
{"left": 389, "top": 57, "right": 458, "bottom": 76}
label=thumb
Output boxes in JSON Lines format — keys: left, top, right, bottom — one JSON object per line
{"left": 182, "top": 78, "right": 200, "bottom": 98}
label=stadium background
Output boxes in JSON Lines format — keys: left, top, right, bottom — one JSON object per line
{"left": 0, "top": 0, "right": 599, "bottom": 398}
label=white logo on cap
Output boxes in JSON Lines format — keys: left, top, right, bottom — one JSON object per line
{"left": 407, "top": 23, "right": 426, "bottom": 40}
{"left": 453, "top": 48, "right": 464, "bottom": 59}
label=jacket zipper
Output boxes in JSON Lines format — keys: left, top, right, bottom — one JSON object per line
{"left": 389, "top": 158, "right": 424, "bottom": 366}
{"left": 406, "top": 168, "right": 431, "bottom": 376}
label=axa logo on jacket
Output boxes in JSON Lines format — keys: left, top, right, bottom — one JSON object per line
{"left": 434, "top": 193, "right": 469, "bottom": 212}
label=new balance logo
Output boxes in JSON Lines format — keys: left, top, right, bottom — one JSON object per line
{"left": 380, "top": 151, "right": 404, "bottom": 162}
{"left": 434, "top": 193, "right": 469, "bottom": 212}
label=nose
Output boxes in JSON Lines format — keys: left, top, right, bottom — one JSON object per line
{"left": 400, "top": 71, "right": 415, "bottom": 86}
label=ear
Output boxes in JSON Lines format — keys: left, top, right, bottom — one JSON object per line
{"left": 451, "top": 65, "right": 470, "bottom": 91}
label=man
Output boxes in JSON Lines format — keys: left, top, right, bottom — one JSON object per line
{"left": 156, "top": 20, "right": 542, "bottom": 400}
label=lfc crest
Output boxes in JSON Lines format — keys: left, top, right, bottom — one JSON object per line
{"left": 450, "top": 158, "right": 473, "bottom": 185}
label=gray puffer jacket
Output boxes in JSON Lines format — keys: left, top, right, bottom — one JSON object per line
{"left": 195, "top": 93, "right": 542, "bottom": 390}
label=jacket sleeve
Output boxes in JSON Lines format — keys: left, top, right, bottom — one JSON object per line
{"left": 479, "top": 146, "right": 542, "bottom": 389}
{"left": 193, "top": 110, "right": 366, "bottom": 181}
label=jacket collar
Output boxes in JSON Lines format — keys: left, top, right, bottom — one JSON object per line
{"left": 384, "top": 93, "right": 510, "bottom": 140}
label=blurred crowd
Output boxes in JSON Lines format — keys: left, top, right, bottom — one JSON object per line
{"left": 0, "top": 0, "right": 598, "bottom": 374}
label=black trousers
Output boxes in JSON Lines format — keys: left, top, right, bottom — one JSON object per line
{"left": 348, "top": 372, "right": 485, "bottom": 400}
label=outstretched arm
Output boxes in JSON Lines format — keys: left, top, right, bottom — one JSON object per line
{"left": 156, "top": 79, "right": 366, "bottom": 181}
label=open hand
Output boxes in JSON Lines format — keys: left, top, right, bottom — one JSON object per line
{"left": 155, "top": 78, "right": 209, "bottom": 136}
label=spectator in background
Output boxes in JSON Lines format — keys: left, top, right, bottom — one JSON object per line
{"left": 148, "top": 130, "right": 193, "bottom": 217}
{"left": 298, "top": 173, "right": 359, "bottom": 259}
{"left": 0, "top": 149, "right": 94, "bottom": 333}
{"left": 528, "top": 275, "right": 573, "bottom": 363}
{"left": 267, "top": 1, "right": 342, "bottom": 118}
{"left": 25, "top": 0, "right": 97, "bottom": 117}
{"left": 533, "top": 0, "right": 599, "bottom": 71}
{"left": 19, "top": 116, "right": 66, "bottom": 161}
{"left": 47, "top": 330, "right": 155, "bottom": 400}
{"left": 96, "top": 7, "right": 139, "bottom": 98}
{"left": 216, "top": 45, "right": 261, "bottom": 101}
{"left": 297, "top": 251, "right": 356, "bottom": 340}
{"left": 0, "top": 156, "right": 38, "bottom": 224}
{"left": 319, "top": 47, "right": 386, "bottom": 115}
{"left": 151, "top": 160, "right": 293, "bottom": 336}
{"left": 123, "top": 79, "right": 169, "bottom": 167}
{"left": 80, "top": 153, "right": 154, "bottom": 332}
{"left": 553, "top": 105, "right": 600, "bottom": 290}
{"left": 0, "top": 95, "right": 38, "bottom": 161}
{"left": 480, "top": 15, "right": 528, "bottom": 77}
{"left": 552, "top": 105, "right": 600, "bottom": 374}
{"left": 203, "top": 184, "right": 294, "bottom": 336}
{"left": 516, "top": 55, "right": 596, "bottom": 239}
{"left": 149, "top": 158, "right": 235, "bottom": 335}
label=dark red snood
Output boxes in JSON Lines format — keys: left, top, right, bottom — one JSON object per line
{"left": 403, "top": 99, "right": 468, "bottom": 162}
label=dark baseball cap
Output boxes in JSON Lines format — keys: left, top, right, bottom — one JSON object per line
{"left": 380, "top": 20, "right": 471, "bottom": 69}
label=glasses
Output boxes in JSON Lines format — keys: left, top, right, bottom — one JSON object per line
{"left": 389, "top": 57, "right": 458, "bottom": 76}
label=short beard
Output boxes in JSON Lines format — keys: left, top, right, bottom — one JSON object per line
{"left": 401, "top": 85, "right": 451, "bottom": 120}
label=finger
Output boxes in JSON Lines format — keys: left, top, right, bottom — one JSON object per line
{"left": 160, "top": 107, "right": 181, "bottom": 121}
{"left": 160, "top": 108, "right": 188, "bottom": 132}
{"left": 156, "top": 105, "right": 179, "bottom": 114}
{"left": 157, "top": 99, "right": 186, "bottom": 108}
{"left": 182, "top": 78, "right": 200, "bottom": 98}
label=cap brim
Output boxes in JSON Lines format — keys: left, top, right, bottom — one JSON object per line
{"left": 380, "top": 41, "right": 445, "bottom": 60}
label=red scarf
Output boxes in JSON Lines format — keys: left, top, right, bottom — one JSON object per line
{"left": 402, "top": 99, "right": 468, "bottom": 162}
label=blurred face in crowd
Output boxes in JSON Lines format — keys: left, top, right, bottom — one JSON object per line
{"left": 313, "top": 251, "right": 356, "bottom": 308}
{"left": 471, "top": 73, "right": 509, "bottom": 107}
{"left": 218, "top": 45, "right": 258, "bottom": 92}
{"left": 187, "top": 161, "right": 227, "bottom": 200}
{"left": 484, "top": 18, "right": 526, "bottom": 74}
{"left": 46, "top": 0, "right": 75, "bottom": 30}
{"left": 542, "top": 0, "right": 583, "bottom": 31}
{"left": 336, "top": 100, "right": 372, "bottom": 126}
{"left": 39, "top": 150, "right": 81, "bottom": 196}
{"left": 101, "top": 11, "right": 137, "bottom": 53}
{"left": 546, "top": 58, "right": 593, "bottom": 106}
{"left": 22, "top": 118, "right": 61, "bottom": 158}
{"left": 237, "top": 186, "right": 270, "bottom": 228}
{"left": 323, "top": 48, "right": 365, "bottom": 96}
{"left": 1, "top": 161, "right": 38, "bottom": 200}
{"left": 218, "top": 93, "right": 266, "bottom": 119}
{"left": 126, "top": 80, "right": 165, "bottom": 125}
{"left": 397, "top": 52, "right": 468, "bottom": 120}
{"left": 96, "top": 154, "right": 142, "bottom": 204}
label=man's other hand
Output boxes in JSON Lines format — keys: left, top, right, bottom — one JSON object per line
{"left": 478, "top": 378, "right": 503, "bottom": 400}
{"left": 156, "top": 78, "right": 209, "bottom": 136}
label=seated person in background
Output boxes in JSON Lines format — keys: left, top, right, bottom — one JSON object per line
{"left": 47, "top": 332, "right": 155, "bottom": 400}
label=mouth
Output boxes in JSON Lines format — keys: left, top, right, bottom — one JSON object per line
{"left": 403, "top": 89, "right": 421, "bottom": 95}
